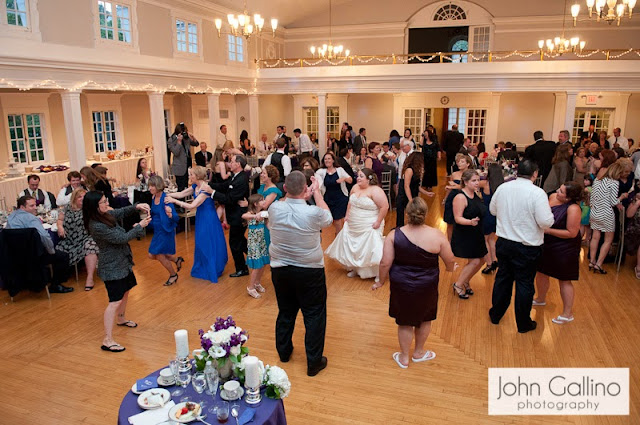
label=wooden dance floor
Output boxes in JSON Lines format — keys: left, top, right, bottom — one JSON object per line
{"left": 1, "top": 163, "right": 638, "bottom": 424}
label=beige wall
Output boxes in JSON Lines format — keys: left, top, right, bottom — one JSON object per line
{"left": 346, "top": 94, "right": 394, "bottom": 142}
{"left": 138, "top": 2, "right": 173, "bottom": 58}
{"left": 285, "top": 38, "right": 403, "bottom": 59}
{"left": 38, "top": 0, "right": 93, "bottom": 47}
{"left": 121, "top": 94, "right": 152, "bottom": 150}
{"left": 80, "top": 94, "right": 94, "bottom": 159}
{"left": 258, "top": 95, "right": 293, "bottom": 140}
{"left": 625, "top": 93, "right": 640, "bottom": 148}
{"left": 0, "top": 97, "right": 7, "bottom": 170}
{"left": 47, "top": 93, "right": 68, "bottom": 163}
{"left": 496, "top": 92, "right": 556, "bottom": 147}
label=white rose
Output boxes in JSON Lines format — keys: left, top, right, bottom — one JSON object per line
{"left": 230, "top": 345, "right": 241, "bottom": 356}
{"left": 212, "top": 346, "right": 227, "bottom": 358}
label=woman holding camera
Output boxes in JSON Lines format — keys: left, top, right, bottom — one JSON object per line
{"left": 168, "top": 122, "right": 199, "bottom": 191}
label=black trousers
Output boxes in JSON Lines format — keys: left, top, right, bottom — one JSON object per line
{"left": 489, "top": 238, "right": 542, "bottom": 331}
{"left": 272, "top": 266, "right": 327, "bottom": 367}
{"left": 229, "top": 224, "right": 247, "bottom": 272}
{"left": 445, "top": 151, "right": 457, "bottom": 175}
{"left": 43, "top": 250, "right": 71, "bottom": 286}
{"left": 175, "top": 173, "right": 189, "bottom": 192}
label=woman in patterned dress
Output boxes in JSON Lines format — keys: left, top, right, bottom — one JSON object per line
{"left": 243, "top": 194, "right": 271, "bottom": 298}
{"left": 589, "top": 160, "right": 629, "bottom": 274}
{"left": 56, "top": 188, "right": 98, "bottom": 291}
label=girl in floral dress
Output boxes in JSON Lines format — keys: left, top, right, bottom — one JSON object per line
{"left": 242, "top": 194, "right": 270, "bottom": 299}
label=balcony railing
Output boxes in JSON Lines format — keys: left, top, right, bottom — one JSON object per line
{"left": 256, "top": 48, "right": 640, "bottom": 68}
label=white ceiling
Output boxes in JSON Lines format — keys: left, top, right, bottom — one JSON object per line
{"left": 203, "top": 0, "right": 582, "bottom": 28}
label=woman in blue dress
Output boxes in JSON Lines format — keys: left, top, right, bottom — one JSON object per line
{"left": 165, "top": 166, "right": 228, "bottom": 283}
{"left": 147, "top": 176, "right": 181, "bottom": 286}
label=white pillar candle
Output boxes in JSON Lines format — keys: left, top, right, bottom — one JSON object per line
{"left": 174, "top": 329, "right": 189, "bottom": 358}
{"left": 244, "top": 356, "right": 261, "bottom": 388}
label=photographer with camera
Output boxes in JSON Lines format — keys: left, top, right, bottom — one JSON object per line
{"left": 168, "top": 122, "right": 200, "bottom": 191}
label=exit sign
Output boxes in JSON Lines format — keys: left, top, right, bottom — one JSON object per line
{"left": 586, "top": 95, "right": 598, "bottom": 105}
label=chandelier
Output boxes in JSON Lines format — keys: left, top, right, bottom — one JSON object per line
{"left": 579, "top": 0, "right": 636, "bottom": 25}
{"left": 538, "top": 0, "right": 586, "bottom": 54}
{"left": 309, "top": 0, "right": 350, "bottom": 59}
{"left": 214, "top": 0, "right": 278, "bottom": 40}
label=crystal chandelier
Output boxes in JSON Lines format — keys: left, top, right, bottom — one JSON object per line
{"left": 214, "top": 0, "right": 278, "bottom": 40}
{"left": 538, "top": 0, "right": 586, "bottom": 54}
{"left": 580, "top": 0, "right": 636, "bottom": 25}
{"left": 309, "top": 0, "right": 350, "bottom": 59}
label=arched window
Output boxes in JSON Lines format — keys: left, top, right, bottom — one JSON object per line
{"left": 451, "top": 38, "right": 468, "bottom": 63}
{"left": 433, "top": 4, "right": 467, "bottom": 21}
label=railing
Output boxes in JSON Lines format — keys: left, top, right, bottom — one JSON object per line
{"left": 256, "top": 48, "right": 640, "bottom": 68}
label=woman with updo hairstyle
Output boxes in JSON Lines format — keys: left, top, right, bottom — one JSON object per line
{"left": 257, "top": 164, "right": 283, "bottom": 210}
{"left": 374, "top": 197, "right": 456, "bottom": 369}
{"left": 396, "top": 152, "right": 432, "bottom": 228}
{"left": 534, "top": 181, "right": 583, "bottom": 324}
{"left": 147, "top": 175, "right": 181, "bottom": 286}
{"left": 364, "top": 141, "right": 384, "bottom": 182}
{"left": 443, "top": 153, "right": 474, "bottom": 240}
{"left": 326, "top": 168, "right": 388, "bottom": 281}
{"left": 299, "top": 156, "right": 320, "bottom": 173}
{"left": 450, "top": 169, "right": 487, "bottom": 299}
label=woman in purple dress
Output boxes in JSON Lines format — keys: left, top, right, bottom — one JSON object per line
{"left": 533, "top": 181, "right": 583, "bottom": 324}
{"left": 364, "top": 142, "right": 384, "bottom": 182}
{"left": 373, "top": 198, "right": 456, "bottom": 369}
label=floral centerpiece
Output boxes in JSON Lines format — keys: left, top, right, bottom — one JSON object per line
{"left": 194, "top": 316, "right": 249, "bottom": 379}
{"left": 263, "top": 365, "right": 291, "bottom": 399}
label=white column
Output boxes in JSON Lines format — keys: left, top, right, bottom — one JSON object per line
{"left": 147, "top": 92, "right": 168, "bottom": 177}
{"left": 60, "top": 91, "right": 86, "bottom": 170}
{"left": 292, "top": 95, "right": 305, "bottom": 132}
{"left": 613, "top": 92, "right": 631, "bottom": 132}
{"left": 563, "top": 91, "right": 579, "bottom": 133}
{"left": 207, "top": 93, "right": 221, "bottom": 149}
{"left": 485, "top": 92, "right": 502, "bottom": 147}
{"left": 551, "top": 92, "right": 567, "bottom": 142}
{"left": 248, "top": 94, "right": 259, "bottom": 147}
{"left": 317, "top": 93, "right": 327, "bottom": 158}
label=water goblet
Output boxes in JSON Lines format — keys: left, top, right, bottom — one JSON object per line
{"left": 169, "top": 358, "right": 183, "bottom": 397}
{"left": 216, "top": 401, "right": 229, "bottom": 423}
{"left": 192, "top": 372, "right": 208, "bottom": 407}
{"left": 178, "top": 369, "right": 192, "bottom": 402}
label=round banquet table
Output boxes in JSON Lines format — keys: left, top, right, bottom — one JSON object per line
{"left": 118, "top": 367, "right": 287, "bottom": 425}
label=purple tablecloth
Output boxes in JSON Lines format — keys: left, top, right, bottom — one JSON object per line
{"left": 117, "top": 367, "right": 287, "bottom": 425}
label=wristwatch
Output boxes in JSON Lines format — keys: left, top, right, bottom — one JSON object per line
{"left": 209, "top": 189, "right": 216, "bottom": 199}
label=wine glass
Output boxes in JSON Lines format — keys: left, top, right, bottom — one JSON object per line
{"left": 207, "top": 371, "right": 220, "bottom": 415}
{"left": 169, "top": 358, "right": 183, "bottom": 397}
{"left": 192, "top": 372, "right": 208, "bottom": 407}
{"left": 178, "top": 369, "right": 192, "bottom": 402}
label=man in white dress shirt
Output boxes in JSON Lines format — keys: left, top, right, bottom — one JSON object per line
{"left": 56, "top": 171, "right": 85, "bottom": 207}
{"left": 215, "top": 125, "right": 229, "bottom": 162}
{"left": 488, "top": 160, "right": 554, "bottom": 334}
{"left": 294, "top": 128, "right": 313, "bottom": 159}
{"left": 397, "top": 139, "right": 414, "bottom": 176}
{"left": 19, "top": 174, "right": 55, "bottom": 209}
{"left": 263, "top": 138, "right": 291, "bottom": 183}
{"left": 608, "top": 127, "right": 629, "bottom": 153}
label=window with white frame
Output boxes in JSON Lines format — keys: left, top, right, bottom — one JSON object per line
{"left": 471, "top": 26, "right": 490, "bottom": 62}
{"left": 92, "top": 111, "right": 118, "bottom": 153}
{"left": 424, "top": 108, "right": 433, "bottom": 127}
{"left": 434, "top": 4, "right": 467, "bottom": 21}
{"left": 176, "top": 19, "right": 198, "bottom": 53}
{"left": 403, "top": 109, "right": 423, "bottom": 140}
{"left": 451, "top": 39, "right": 468, "bottom": 63}
{"left": 98, "top": 1, "right": 131, "bottom": 43}
{"left": 304, "top": 107, "right": 318, "bottom": 136}
{"left": 326, "top": 107, "right": 340, "bottom": 138}
{"left": 7, "top": 113, "right": 45, "bottom": 164}
{"left": 163, "top": 109, "right": 172, "bottom": 139}
{"left": 466, "top": 109, "right": 487, "bottom": 145}
{"left": 6, "top": 0, "right": 28, "bottom": 27}
{"left": 228, "top": 34, "right": 243, "bottom": 62}
{"left": 572, "top": 109, "right": 613, "bottom": 144}
{"left": 448, "top": 108, "right": 466, "bottom": 130}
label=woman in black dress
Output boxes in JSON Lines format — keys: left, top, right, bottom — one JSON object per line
{"left": 396, "top": 152, "right": 432, "bottom": 228}
{"left": 315, "top": 151, "right": 353, "bottom": 235}
{"left": 451, "top": 169, "right": 487, "bottom": 298}
{"left": 533, "top": 181, "right": 582, "bottom": 324}
{"left": 421, "top": 129, "right": 441, "bottom": 192}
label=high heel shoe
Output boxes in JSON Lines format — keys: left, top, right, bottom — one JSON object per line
{"left": 588, "top": 262, "right": 594, "bottom": 271}
{"left": 452, "top": 284, "right": 469, "bottom": 299}
{"left": 481, "top": 261, "right": 498, "bottom": 275}
{"left": 593, "top": 265, "right": 607, "bottom": 274}
{"left": 164, "top": 274, "right": 179, "bottom": 286}
{"left": 464, "top": 282, "right": 474, "bottom": 296}
{"left": 175, "top": 256, "right": 185, "bottom": 272}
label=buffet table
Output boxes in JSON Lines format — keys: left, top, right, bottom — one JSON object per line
{"left": 0, "top": 156, "right": 154, "bottom": 207}
{"left": 118, "top": 367, "right": 286, "bottom": 425}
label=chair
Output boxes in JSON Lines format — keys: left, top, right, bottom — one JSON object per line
{"left": 0, "top": 228, "right": 52, "bottom": 301}
{"left": 380, "top": 171, "right": 392, "bottom": 207}
{"left": 178, "top": 196, "right": 196, "bottom": 239}
{"left": 615, "top": 207, "right": 626, "bottom": 272}
{"left": 534, "top": 175, "right": 543, "bottom": 187}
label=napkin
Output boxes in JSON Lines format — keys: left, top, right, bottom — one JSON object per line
{"left": 238, "top": 407, "right": 256, "bottom": 425}
{"left": 128, "top": 400, "right": 175, "bottom": 425}
{"left": 136, "top": 378, "right": 158, "bottom": 391}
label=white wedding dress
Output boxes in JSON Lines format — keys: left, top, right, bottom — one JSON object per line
{"left": 325, "top": 194, "right": 384, "bottom": 279}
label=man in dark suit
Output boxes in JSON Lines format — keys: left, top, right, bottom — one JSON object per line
{"left": 442, "top": 124, "right": 464, "bottom": 175}
{"left": 353, "top": 128, "right": 366, "bottom": 155}
{"left": 194, "top": 142, "right": 212, "bottom": 167}
{"left": 581, "top": 124, "right": 596, "bottom": 144}
{"left": 524, "top": 130, "right": 556, "bottom": 185}
{"left": 207, "top": 154, "right": 250, "bottom": 277}
{"left": 498, "top": 142, "right": 519, "bottom": 163}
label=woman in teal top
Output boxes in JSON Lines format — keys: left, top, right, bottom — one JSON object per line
{"left": 258, "top": 165, "right": 283, "bottom": 209}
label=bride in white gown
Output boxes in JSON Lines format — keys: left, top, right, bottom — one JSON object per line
{"left": 326, "top": 168, "right": 389, "bottom": 280}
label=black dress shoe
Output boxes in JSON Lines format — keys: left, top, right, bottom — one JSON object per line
{"left": 307, "top": 356, "right": 328, "bottom": 377}
{"left": 229, "top": 270, "right": 249, "bottom": 278}
{"left": 279, "top": 348, "right": 293, "bottom": 363}
{"left": 518, "top": 321, "right": 537, "bottom": 334}
{"left": 489, "top": 311, "right": 500, "bottom": 325}
{"left": 49, "top": 284, "right": 74, "bottom": 294}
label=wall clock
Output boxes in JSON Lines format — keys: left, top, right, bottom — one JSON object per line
{"left": 440, "top": 96, "right": 450, "bottom": 105}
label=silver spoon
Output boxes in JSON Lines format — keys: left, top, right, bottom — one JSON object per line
{"left": 231, "top": 404, "right": 240, "bottom": 425}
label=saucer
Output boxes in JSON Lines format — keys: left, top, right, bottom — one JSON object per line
{"left": 220, "top": 386, "right": 244, "bottom": 401}
{"left": 137, "top": 388, "right": 171, "bottom": 409}
{"left": 157, "top": 376, "right": 175, "bottom": 386}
